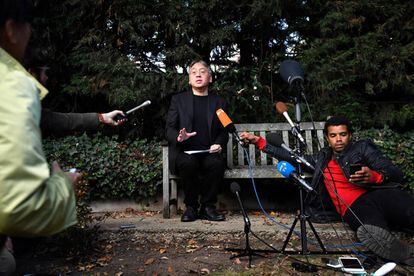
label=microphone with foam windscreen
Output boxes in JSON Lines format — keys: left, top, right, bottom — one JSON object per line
{"left": 266, "top": 133, "right": 314, "bottom": 171}
{"left": 275, "top": 102, "right": 306, "bottom": 145}
{"left": 277, "top": 161, "right": 313, "bottom": 192}
{"left": 216, "top": 109, "right": 246, "bottom": 146}
{"left": 280, "top": 60, "right": 304, "bottom": 85}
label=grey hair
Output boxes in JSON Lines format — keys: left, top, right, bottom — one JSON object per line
{"left": 188, "top": 60, "right": 212, "bottom": 76}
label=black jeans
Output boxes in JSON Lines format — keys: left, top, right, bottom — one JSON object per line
{"left": 344, "top": 188, "right": 414, "bottom": 232}
{"left": 175, "top": 152, "right": 225, "bottom": 209}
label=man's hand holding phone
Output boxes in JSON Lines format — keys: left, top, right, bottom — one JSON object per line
{"left": 349, "top": 164, "right": 373, "bottom": 184}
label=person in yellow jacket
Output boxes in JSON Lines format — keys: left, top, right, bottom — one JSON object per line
{"left": 0, "top": 0, "right": 80, "bottom": 273}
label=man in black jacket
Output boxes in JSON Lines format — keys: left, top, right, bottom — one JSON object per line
{"left": 165, "top": 60, "right": 228, "bottom": 222}
{"left": 240, "top": 115, "right": 414, "bottom": 265}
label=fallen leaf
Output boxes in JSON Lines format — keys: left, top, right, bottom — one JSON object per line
{"left": 137, "top": 268, "right": 145, "bottom": 272}
{"left": 200, "top": 268, "right": 210, "bottom": 274}
{"left": 234, "top": 258, "right": 242, "bottom": 265}
{"left": 159, "top": 248, "right": 167, "bottom": 254}
{"left": 115, "top": 272, "right": 123, "bottom": 276}
{"left": 167, "top": 266, "right": 174, "bottom": 273}
{"left": 145, "top": 258, "right": 155, "bottom": 265}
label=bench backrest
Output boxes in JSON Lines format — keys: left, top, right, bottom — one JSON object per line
{"left": 227, "top": 122, "right": 326, "bottom": 168}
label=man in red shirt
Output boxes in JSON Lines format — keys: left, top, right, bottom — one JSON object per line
{"left": 240, "top": 115, "right": 414, "bottom": 266}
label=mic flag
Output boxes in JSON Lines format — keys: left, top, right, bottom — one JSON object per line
{"left": 216, "top": 109, "right": 235, "bottom": 131}
{"left": 277, "top": 161, "right": 296, "bottom": 178}
{"left": 277, "top": 161, "right": 314, "bottom": 192}
{"left": 280, "top": 60, "right": 304, "bottom": 85}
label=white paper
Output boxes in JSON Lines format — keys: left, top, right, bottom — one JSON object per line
{"left": 184, "top": 149, "right": 210, "bottom": 154}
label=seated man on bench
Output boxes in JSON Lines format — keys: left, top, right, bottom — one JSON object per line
{"left": 165, "top": 60, "right": 228, "bottom": 222}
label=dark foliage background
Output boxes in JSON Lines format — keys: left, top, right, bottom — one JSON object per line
{"left": 31, "top": 0, "right": 413, "bottom": 200}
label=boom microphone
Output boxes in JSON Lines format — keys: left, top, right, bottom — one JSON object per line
{"left": 216, "top": 109, "right": 245, "bottom": 146}
{"left": 279, "top": 60, "right": 304, "bottom": 85}
{"left": 266, "top": 133, "right": 314, "bottom": 171}
{"left": 277, "top": 161, "right": 313, "bottom": 192}
{"left": 275, "top": 102, "right": 306, "bottom": 144}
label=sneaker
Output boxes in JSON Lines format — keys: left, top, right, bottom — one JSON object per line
{"left": 357, "top": 224, "right": 414, "bottom": 266}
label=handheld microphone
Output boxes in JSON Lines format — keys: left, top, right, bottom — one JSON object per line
{"left": 275, "top": 102, "right": 306, "bottom": 144}
{"left": 266, "top": 133, "right": 314, "bottom": 171}
{"left": 277, "top": 161, "right": 313, "bottom": 192}
{"left": 114, "top": 100, "right": 151, "bottom": 121}
{"left": 372, "top": 262, "right": 396, "bottom": 276}
{"left": 230, "top": 182, "right": 250, "bottom": 229}
{"left": 216, "top": 109, "right": 246, "bottom": 146}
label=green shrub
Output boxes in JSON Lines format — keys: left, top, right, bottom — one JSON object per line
{"left": 355, "top": 127, "right": 414, "bottom": 191}
{"left": 43, "top": 133, "right": 162, "bottom": 201}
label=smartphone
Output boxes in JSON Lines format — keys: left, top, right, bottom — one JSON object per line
{"left": 349, "top": 164, "right": 362, "bottom": 175}
{"left": 339, "top": 257, "right": 365, "bottom": 274}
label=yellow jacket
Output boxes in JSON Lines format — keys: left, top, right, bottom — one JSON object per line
{"left": 0, "top": 47, "right": 77, "bottom": 237}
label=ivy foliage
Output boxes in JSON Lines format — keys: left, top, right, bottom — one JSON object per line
{"left": 43, "top": 134, "right": 162, "bottom": 201}
{"left": 356, "top": 128, "right": 414, "bottom": 190}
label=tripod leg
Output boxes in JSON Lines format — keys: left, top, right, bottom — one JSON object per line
{"left": 306, "top": 217, "right": 327, "bottom": 253}
{"left": 281, "top": 217, "right": 299, "bottom": 252}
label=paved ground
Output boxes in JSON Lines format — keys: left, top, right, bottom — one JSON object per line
{"left": 14, "top": 207, "right": 414, "bottom": 275}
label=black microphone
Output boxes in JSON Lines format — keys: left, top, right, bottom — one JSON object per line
{"left": 277, "top": 161, "right": 314, "bottom": 192}
{"left": 230, "top": 182, "right": 250, "bottom": 229}
{"left": 280, "top": 60, "right": 304, "bottom": 85}
{"left": 266, "top": 133, "right": 315, "bottom": 171}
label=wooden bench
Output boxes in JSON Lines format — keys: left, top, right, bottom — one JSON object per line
{"left": 162, "top": 122, "right": 326, "bottom": 218}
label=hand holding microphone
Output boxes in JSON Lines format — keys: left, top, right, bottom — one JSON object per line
{"left": 113, "top": 100, "right": 152, "bottom": 122}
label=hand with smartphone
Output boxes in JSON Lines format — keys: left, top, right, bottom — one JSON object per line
{"left": 349, "top": 163, "right": 373, "bottom": 184}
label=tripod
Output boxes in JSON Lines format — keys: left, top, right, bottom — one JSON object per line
{"left": 278, "top": 82, "right": 328, "bottom": 254}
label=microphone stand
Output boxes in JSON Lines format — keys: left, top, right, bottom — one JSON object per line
{"left": 226, "top": 184, "right": 266, "bottom": 267}
{"left": 280, "top": 82, "right": 327, "bottom": 254}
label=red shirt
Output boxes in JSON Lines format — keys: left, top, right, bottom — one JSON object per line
{"left": 323, "top": 159, "right": 382, "bottom": 217}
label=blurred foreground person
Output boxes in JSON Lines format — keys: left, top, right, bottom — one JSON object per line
{"left": 0, "top": 0, "right": 80, "bottom": 273}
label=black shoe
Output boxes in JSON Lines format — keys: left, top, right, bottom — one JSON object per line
{"left": 181, "top": 206, "right": 198, "bottom": 222}
{"left": 357, "top": 224, "right": 414, "bottom": 266}
{"left": 199, "top": 206, "right": 225, "bottom": 221}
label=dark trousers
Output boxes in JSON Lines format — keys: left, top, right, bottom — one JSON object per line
{"left": 343, "top": 189, "right": 414, "bottom": 232}
{"left": 175, "top": 152, "right": 225, "bottom": 209}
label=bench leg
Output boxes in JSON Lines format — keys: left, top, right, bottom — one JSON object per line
{"left": 170, "top": 179, "right": 178, "bottom": 215}
{"left": 163, "top": 176, "right": 170, "bottom": 219}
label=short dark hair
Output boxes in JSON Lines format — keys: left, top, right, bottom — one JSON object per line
{"left": 324, "top": 115, "right": 353, "bottom": 135}
{"left": 0, "top": 0, "right": 33, "bottom": 27}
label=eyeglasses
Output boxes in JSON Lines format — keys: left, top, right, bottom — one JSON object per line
{"left": 190, "top": 68, "right": 209, "bottom": 75}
